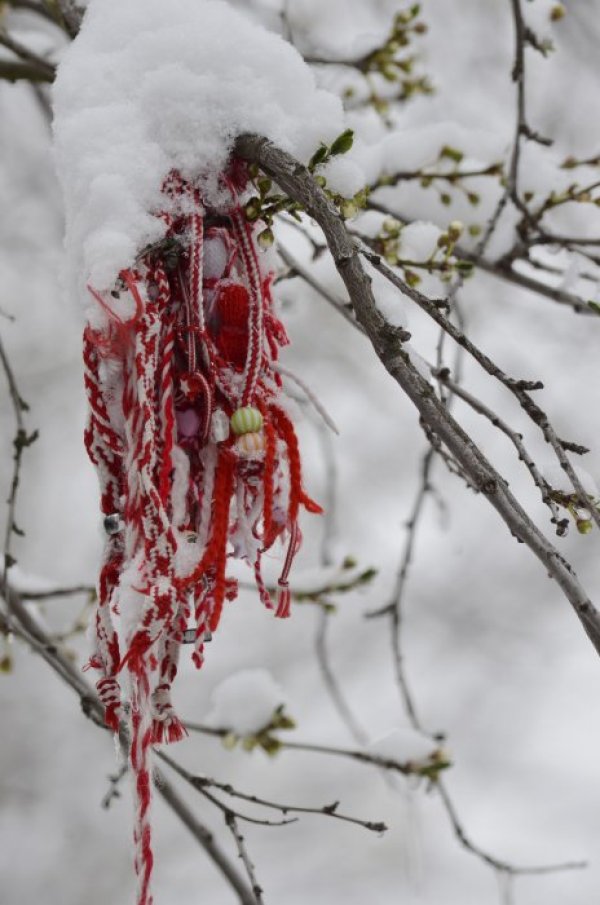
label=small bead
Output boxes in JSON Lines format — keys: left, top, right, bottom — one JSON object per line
{"left": 210, "top": 408, "right": 230, "bottom": 443}
{"left": 103, "top": 514, "right": 122, "bottom": 536}
{"left": 236, "top": 431, "right": 266, "bottom": 457}
{"left": 177, "top": 408, "right": 201, "bottom": 439}
{"left": 230, "top": 406, "right": 263, "bottom": 436}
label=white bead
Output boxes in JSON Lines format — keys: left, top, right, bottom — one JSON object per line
{"left": 210, "top": 408, "right": 230, "bottom": 443}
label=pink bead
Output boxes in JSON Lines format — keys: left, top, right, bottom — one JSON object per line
{"left": 176, "top": 408, "right": 201, "bottom": 439}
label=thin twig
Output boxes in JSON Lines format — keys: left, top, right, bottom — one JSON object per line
{"left": 225, "top": 813, "right": 265, "bottom": 905}
{"left": 357, "top": 246, "right": 600, "bottom": 533}
{"left": 311, "top": 413, "right": 371, "bottom": 745}
{"left": 157, "top": 750, "right": 386, "bottom": 834}
{"left": 367, "top": 447, "right": 435, "bottom": 727}
{"left": 156, "top": 775, "right": 259, "bottom": 905}
{"left": 277, "top": 243, "right": 364, "bottom": 334}
{"left": 19, "top": 583, "right": 95, "bottom": 601}
{"left": 5, "top": 0, "right": 56, "bottom": 22}
{"left": 101, "top": 761, "right": 128, "bottom": 810}
{"left": 0, "top": 27, "right": 56, "bottom": 80}
{"left": 0, "top": 333, "right": 38, "bottom": 585}
{"left": 437, "top": 778, "right": 585, "bottom": 877}
{"left": 185, "top": 721, "right": 447, "bottom": 777}
{"left": 53, "top": 0, "right": 84, "bottom": 37}
{"left": 0, "top": 58, "right": 54, "bottom": 82}
{"left": 366, "top": 200, "right": 600, "bottom": 316}
{"left": 435, "top": 371, "right": 567, "bottom": 533}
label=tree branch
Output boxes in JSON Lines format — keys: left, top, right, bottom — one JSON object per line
{"left": 367, "top": 198, "right": 600, "bottom": 316}
{"left": 157, "top": 750, "right": 386, "bottom": 834}
{"left": 155, "top": 776, "right": 260, "bottom": 905}
{"left": 0, "top": 58, "right": 53, "bottom": 81}
{"left": 0, "top": 579, "right": 259, "bottom": 905}
{"left": 235, "top": 133, "right": 600, "bottom": 657}
{"left": 0, "top": 27, "right": 56, "bottom": 80}
{"left": 51, "top": 0, "right": 84, "bottom": 37}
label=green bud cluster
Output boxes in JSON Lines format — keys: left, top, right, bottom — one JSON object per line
{"left": 373, "top": 216, "right": 474, "bottom": 285}
{"left": 221, "top": 705, "right": 297, "bottom": 757}
{"left": 355, "top": 4, "right": 432, "bottom": 117}
{"left": 549, "top": 489, "right": 600, "bottom": 536}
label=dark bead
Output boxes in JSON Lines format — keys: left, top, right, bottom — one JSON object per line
{"left": 103, "top": 514, "right": 122, "bottom": 536}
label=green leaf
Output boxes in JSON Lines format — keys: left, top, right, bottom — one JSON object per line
{"left": 259, "top": 736, "right": 282, "bottom": 756}
{"left": 308, "top": 144, "right": 329, "bottom": 171}
{"left": 257, "top": 178, "right": 272, "bottom": 198}
{"left": 357, "top": 567, "right": 378, "bottom": 585}
{"left": 0, "top": 655, "right": 13, "bottom": 675}
{"left": 440, "top": 145, "right": 464, "bottom": 164}
{"left": 404, "top": 269, "right": 421, "bottom": 287}
{"left": 330, "top": 129, "right": 355, "bottom": 157}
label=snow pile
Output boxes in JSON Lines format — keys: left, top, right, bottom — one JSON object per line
{"left": 320, "top": 155, "right": 366, "bottom": 199}
{"left": 205, "top": 668, "right": 286, "bottom": 736}
{"left": 52, "top": 0, "right": 345, "bottom": 304}
{"left": 288, "top": 0, "right": 394, "bottom": 60}
{"left": 369, "top": 727, "right": 440, "bottom": 766}
{"left": 399, "top": 222, "right": 442, "bottom": 262}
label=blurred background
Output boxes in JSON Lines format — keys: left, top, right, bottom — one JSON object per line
{"left": 1, "top": 1, "right": 600, "bottom": 903}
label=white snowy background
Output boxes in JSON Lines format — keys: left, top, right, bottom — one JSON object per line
{"left": 1, "top": 1, "right": 600, "bottom": 904}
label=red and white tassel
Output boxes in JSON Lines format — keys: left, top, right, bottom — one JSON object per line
{"left": 83, "top": 161, "right": 323, "bottom": 904}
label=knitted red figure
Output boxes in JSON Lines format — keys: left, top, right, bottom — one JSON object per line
{"left": 83, "top": 163, "right": 321, "bottom": 905}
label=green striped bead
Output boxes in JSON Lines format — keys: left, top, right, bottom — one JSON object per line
{"left": 230, "top": 406, "right": 263, "bottom": 436}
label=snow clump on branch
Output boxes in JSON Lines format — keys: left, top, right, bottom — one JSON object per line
{"left": 52, "top": 0, "right": 346, "bottom": 304}
{"left": 205, "top": 668, "right": 286, "bottom": 736}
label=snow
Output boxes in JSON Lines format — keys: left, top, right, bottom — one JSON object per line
{"left": 319, "top": 155, "right": 366, "bottom": 199}
{"left": 52, "top": 0, "right": 345, "bottom": 307}
{"left": 542, "top": 463, "right": 599, "bottom": 497}
{"left": 7, "top": 565, "right": 65, "bottom": 596}
{"left": 369, "top": 727, "right": 440, "bottom": 766}
{"left": 288, "top": 0, "right": 395, "bottom": 60}
{"left": 205, "top": 668, "right": 286, "bottom": 735}
{"left": 370, "top": 268, "right": 408, "bottom": 328}
{"left": 399, "top": 222, "right": 442, "bottom": 262}
{"left": 348, "top": 121, "right": 508, "bottom": 188}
